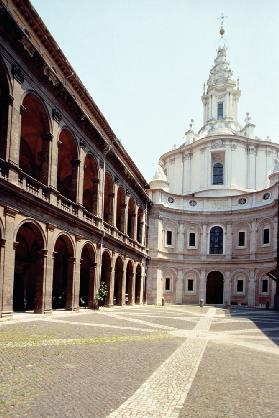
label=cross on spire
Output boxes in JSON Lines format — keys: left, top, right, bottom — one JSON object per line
{"left": 217, "top": 13, "right": 228, "bottom": 38}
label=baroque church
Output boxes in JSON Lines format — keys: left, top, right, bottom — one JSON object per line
{"left": 147, "top": 25, "right": 279, "bottom": 308}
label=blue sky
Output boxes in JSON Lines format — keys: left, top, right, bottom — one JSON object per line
{"left": 31, "top": 0, "right": 279, "bottom": 181}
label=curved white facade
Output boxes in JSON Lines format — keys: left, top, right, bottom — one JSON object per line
{"left": 147, "top": 32, "right": 279, "bottom": 307}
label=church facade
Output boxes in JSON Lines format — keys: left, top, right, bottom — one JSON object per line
{"left": 147, "top": 30, "right": 279, "bottom": 307}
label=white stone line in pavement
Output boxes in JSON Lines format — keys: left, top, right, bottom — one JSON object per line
{"left": 43, "top": 318, "right": 156, "bottom": 333}
{"left": 121, "top": 313, "right": 199, "bottom": 323}
{"left": 218, "top": 339, "right": 279, "bottom": 356}
{"left": 108, "top": 308, "right": 216, "bottom": 418}
{"left": 101, "top": 312, "right": 176, "bottom": 331}
{"left": 213, "top": 326, "right": 279, "bottom": 335}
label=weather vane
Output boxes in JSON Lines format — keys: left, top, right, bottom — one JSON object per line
{"left": 217, "top": 13, "right": 228, "bottom": 38}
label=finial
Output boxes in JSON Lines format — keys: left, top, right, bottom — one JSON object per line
{"left": 237, "top": 77, "right": 240, "bottom": 89}
{"left": 217, "top": 13, "right": 228, "bottom": 38}
{"left": 245, "top": 112, "right": 251, "bottom": 125}
{"left": 203, "top": 82, "right": 206, "bottom": 95}
{"left": 189, "top": 119, "right": 194, "bottom": 130}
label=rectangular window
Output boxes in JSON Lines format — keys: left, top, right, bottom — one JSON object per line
{"left": 263, "top": 228, "right": 270, "bottom": 245}
{"left": 237, "top": 279, "right": 244, "bottom": 293}
{"left": 189, "top": 232, "right": 196, "bottom": 247}
{"left": 217, "top": 102, "right": 224, "bottom": 119}
{"left": 166, "top": 230, "right": 172, "bottom": 246}
{"left": 238, "top": 231, "right": 245, "bottom": 247}
{"left": 165, "top": 278, "right": 171, "bottom": 291}
{"left": 262, "top": 279, "right": 268, "bottom": 293}
{"left": 187, "top": 279, "right": 194, "bottom": 292}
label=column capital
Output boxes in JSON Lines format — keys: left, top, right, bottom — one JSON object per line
{"left": 4, "top": 206, "right": 18, "bottom": 218}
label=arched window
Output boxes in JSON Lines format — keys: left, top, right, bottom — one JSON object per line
{"left": 209, "top": 226, "right": 223, "bottom": 254}
{"left": 213, "top": 162, "right": 223, "bottom": 185}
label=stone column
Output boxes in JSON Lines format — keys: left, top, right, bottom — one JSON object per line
{"left": 248, "top": 270, "right": 256, "bottom": 307}
{"left": 43, "top": 224, "right": 56, "bottom": 313}
{"left": 1, "top": 208, "right": 19, "bottom": 316}
{"left": 124, "top": 194, "right": 129, "bottom": 235}
{"left": 7, "top": 72, "right": 24, "bottom": 185}
{"left": 225, "top": 223, "right": 232, "bottom": 260}
{"left": 98, "top": 160, "right": 105, "bottom": 219}
{"left": 134, "top": 205, "right": 139, "bottom": 241}
{"left": 77, "top": 147, "right": 86, "bottom": 206}
{"left": 224, "top": 271, "right": 231, "bottom": 306}
{"left": 199, "top": 270, "right": 206, "bottom": 302}
{"left": 201, "top": 224, "right": 208, "bottom": 260}
{"left": 250, "top": 220, "right": 257, "bottom": 260}
{"left": 66, "top": 257, "right": 76, "bottom": 310}
{"left": 122, "top": 257, "right": 128, "bottom": 305}
{"left": 73, "top": 237, "right": 83, "bottom": 309}
{"left": 0, "top": 238, "right": 6, "bottom": 317}
{"left": 175, "top": 269, "right": 183, "bottom": 304}
{"left": 106, "top": 266, "right": 115, "bottom": 306}
{"left": 49, "top": 117, "right": 60, "bottom": 191}
{"left": 147, "top": 265, "right": 162, "bottom": 305}
{"left": 112, "top": 182, "right": 118, "bottom": 227}
{"left": 72, "top": 159, "right": 80, "bottom": 203}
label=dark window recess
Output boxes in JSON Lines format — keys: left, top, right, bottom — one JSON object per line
{"left": 165, "top": 278, "right": 171, "bottom": 291}
{"left": 189, "top": 232, "right": 196, "bottom": 247}
{"left": 237, "top": 279, "right": 243, "bottom": 293}
{"left": 262, "top": 279, "right": 268, "bottom": 293}
{"left": 187, "top": 279, "right": 194, "bottom": 291}
{"left": 166, "top": 230, "right": 172, "bottom": 246}
{"left": 210, "top": 226, "right": 223, "bottom": 254}
{"left": 217, "top": 102, "right": 224, "bottom": 119}
{"left": 263, "top": 228, "right": 270, "bottom": 245}
{"left": 213, "top": 163, "right": 223, "bottom": 185}
{"left": 238, "top": 231, "right": 245, "bottom": 246}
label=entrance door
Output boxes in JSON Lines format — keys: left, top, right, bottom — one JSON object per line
{"left": 206, "top": 271, "right": 223, "bottom": 304}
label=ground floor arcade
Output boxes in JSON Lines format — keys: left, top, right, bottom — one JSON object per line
{"left": 147, "top": 264, "right": 277, "bottom": 307}
{"left": 0, "top": 208, "right": 146, "bottom": 317}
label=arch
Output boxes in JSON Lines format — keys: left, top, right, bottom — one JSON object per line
{"left": 0, "top": 58, "right": 10, "bottom": 159}
{"left": 52, "top": 234, "right": 75, "bottom": 309}
{"left": 83, "top": 154, "right": 99, "bottom": 214}
{"left": 100, "top": 250, "right": 111, "bottom": 306}
{"left": 114, "top": 256, "right": 124, "bottom": 305}
{"left": 209, "top": 226, "right": 223, "bottom": 254}
{"left": 206, "top": 271, "right": 224, "bottom": 304}
{"left": 135, "top": 264, "right": 142, "bottom": 304}
{"left": 137, "top": 207, "right": 144, "bottom": 243}
{"left": 19, "top": 93, "right": 51, "bottom": 184}
{"left": 103, "top": 172, "right": 114, "bottom": 224}
{"left": 212, "top": 162, "right": 223, "bottom": 185}
{"left": 116, "top": 186, "right": 126, "bottom": 232}
{"left": 127, "top": 197, "right": 136, "bottom": 239}
{"left": 125, "top": 259, "right": 134, "bottom": 304}
{"left": 79, "top": 242, "right": 95, "bottom": 308}
{"left": 57, "top": 128, "right": 78, "bottom": 201}
{"left": 13, "top": 221, "right": 45, "bottom": 312}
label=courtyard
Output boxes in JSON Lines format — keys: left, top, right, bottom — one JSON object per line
{"left": 0, "top": 305, "right": 279, "bottom": 417}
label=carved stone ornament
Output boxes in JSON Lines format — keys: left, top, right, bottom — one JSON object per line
{"left": 52, "top": 108, "right": 62, "bottom": 123}
{"left": 43, "top": 64, "right": 59, "bottom": 87}
{"left": 189, "top": 200, "right": 197, "bottom": 207}
{"left": 263, "top": 192, "right": 271, "bottom": 200}
{"left": 11, "top": 64, "right": 24, "bottom": 84}
{"left": 20, "top": 36, "right": 35, "bottom": 57}
{"left": 211, "top": 139, "right": 224, "bottom": 149}
{"left": 99, "top": 159, "right": 104, "bottom": 169}
{"left": 79, "top": 138, "right": 87, "bottom": 149}
{"left": 184, "top": 152, "right": 193, "bottom": 160}
{"left": 238, "top": 198, "right": 247, "bottom": 205}
{"left": 247, "top": 145, "right": 257, "bottom": 155}
{"left": 126, "top": 188, "right": 131, "bottom": 196}
{"left": 168, "top": 196, "right": 175, "bottom": 204}
{"left": 231, "top": 143, "right": 237, "bottom": 151}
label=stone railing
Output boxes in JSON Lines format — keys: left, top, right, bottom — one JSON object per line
{"left": 18, "top": 171, "right": 50, "bottom": 201}
{"left": 0, "top": 158, "right": 9, "bottom": 179}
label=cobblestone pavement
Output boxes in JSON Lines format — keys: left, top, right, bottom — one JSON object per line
{"left": 0, "top": 305, "right": 279, "bottom": 417}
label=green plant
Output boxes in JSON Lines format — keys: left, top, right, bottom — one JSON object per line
{"left": 96, "top": 281, "right": 108, "bottom": 303}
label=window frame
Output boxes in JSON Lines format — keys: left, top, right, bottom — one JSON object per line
{"left": 185, "top": 276, "right": 196, "bottom": 294}
{"left": 237, "top": 230, "right": 246, "bottom": 248}
{"left": 165, "top": 229, "right": 174, "bottom": 248}
{"left": 234, "top": 276, "right": 246, "bottom": 295}
{"left": 262, "top": 227, "right": 270, "bottom": 247}
{"left": 187, "top": 231, "right": 198, "bottom": 249}
{"left": 217, "top": 101, "right": 224, "bottom": 119}
{"left": 209, "top": 225, "right": 224, "bottom": 255}
{"left": 212, "top": 162, "right": 224, "bottom": 185}
{"left": 164, "top": 277, "right": 172, "bottom": 292}
{"left": 260, "top": 278, "right": 269, "bottom": 295}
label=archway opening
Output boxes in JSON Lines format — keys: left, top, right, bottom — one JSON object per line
{"left": 103, "top": 173, "right": 114, "bottom": 224}
{"left": 135, "top": 264, "right": 141, "bottom": 304}
{"left": 126, "top": 260, "right": 134, "bottom": 304}
{"left": 0, "top": 60, "right": 9, "bottom": 160}
{"left": 57, "top": 129, "right": 78, "bottom": 201}
{"left": 100, "top": 251, "right": 111, "bottom": 306}
{"left": 13, "top": 222, "right": 44, "bottom": 312}
{"left": 52, "top": 235, "right": 74, "bottom": 309}
{"left": 116, "top": 187, "right": 126, "bottom": 232}
{"left": 19, "top": 94, "right": 50, "bottom": 184}
{"left": 83, "top": 154, "right": 98, "bottom": 214}
{"left": 114, "top": 256, "right": 123, "bottom": 305}
{"left": 80, "top": 244, "right": 95, "bottom": 308}
{"left": 127, "top": 198, "right": 136, "bottom": 239}
{"left": 206, "top": 271, "right": 224, "bottom": 304}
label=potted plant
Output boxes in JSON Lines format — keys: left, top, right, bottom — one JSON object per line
{"left": 93, "top": 281, "right": 108, "bottom": 309}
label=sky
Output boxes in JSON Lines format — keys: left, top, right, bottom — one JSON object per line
{"left": 31, "top": 0, "right": 279, "bottom": 181}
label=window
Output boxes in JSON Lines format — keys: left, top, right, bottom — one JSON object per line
{"left": 238, "top": 231, "right": 245, "bottom": 247}
{"left": 209, "top": 226, "right": 223, "bottom": 254}
{"left": 217, "top": 102, "right": 224, "bottom": 119}
{"left": 187, "top": 279, "right": 194, "bottom": 292}
{"left": 261, "top": 279, "right": 268, "bottom": 293}
{"left": 165, "top": 278, "right": 171, "bottom": 291}
{"left": 189, "top": 232, "right": 196, "bottom": 247}
{"left": 263, "top": 228, "right": 270, "bottom": 245}
{"left": 213, "top": 163, "right": 223, "bottom": 185}
{"left": 166, "top": 230, "right": 173, "bottom": 246}
{"left": 237, "top": 279, "right": 244, "bottom": 293}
